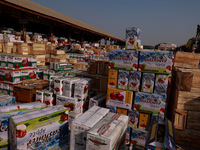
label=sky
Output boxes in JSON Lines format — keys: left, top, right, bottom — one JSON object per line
{"left": 31, "top": 0, "right": 200, "bottom": 46}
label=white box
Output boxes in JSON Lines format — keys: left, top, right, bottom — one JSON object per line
{"left": 86, "top": 112, "right": 128, "bottom": 150}
{"left": 62, "top": 78, "right": 80, "bottom": 97}
{"left": 54, "top": 77, "right": 69, "bottom": 95}
{"left": 70, "top": 106, "right": 110, "bottom": 150}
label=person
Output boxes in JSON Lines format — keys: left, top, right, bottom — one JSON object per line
{"left": 196, "top": 25, "right": 200, "bottom": 37}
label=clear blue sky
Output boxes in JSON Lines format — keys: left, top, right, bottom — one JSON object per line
{"left": 31, "top": 0, "right": 200, "bottom": 46}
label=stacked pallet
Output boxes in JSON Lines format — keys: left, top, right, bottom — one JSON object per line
{"left": 51, "top": 50, "right": 69, "bottom": 62}
{"left": 15, "top": 43, "right": 29, "bottom": 55}
{"left": 169, "top": 51, "right": 200, "bottom": 149}
{"left": 2, "top": 42, "right": 13, "bottom": 53}
{"left": 29, "top": 43, "right": 46, "bottom": 66}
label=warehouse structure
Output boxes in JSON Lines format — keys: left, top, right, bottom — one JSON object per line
{"left": 0, "top": 0, "right": 125, "bottom": 45}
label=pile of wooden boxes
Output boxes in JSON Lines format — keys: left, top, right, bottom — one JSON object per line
{"left": 169, "top": 51, "right": 200, "bottom": 149}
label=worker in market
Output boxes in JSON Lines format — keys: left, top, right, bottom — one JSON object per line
{"left": 196, "top": 25, "right": 200, "bottom": 37}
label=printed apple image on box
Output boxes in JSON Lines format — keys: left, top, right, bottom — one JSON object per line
{"left": 9, "top": 105, "right": 70, "bottom": 150}
{"left": 54, "top": 78, "right": 69, "bottom": 95}
{"left": 35, "top": 90, "right": 44, "bottom": 103}
{"left": 134, "top": 92, "right": 166, "bottom": 115}
{"left": 139, "top": 50, "right": 173, "bottom": 74}
{"left": 3, "top": 70, "right": 21, "bottom": 84}
{"left": 44, "top": 91, "right": 55, "bottom": 106}
{"left": 108, "top": 69, "right": 118, "bottom": 88}
{"left": 126, "top": 27, "right": 142, "bottom": 50}
{"left": 118, "top": 70, "right": 129, "bottom": 90}
{"left": 154, "top": 74, "right": 169, "bottom": 95}
{"left": 128, "top": 110, "right": 139, "bottom": 129}
{"left": 49, "top": 75, "right": 60, "bottom": 92}
{"left": 36, "top": 68, "right": 44, "bottom": 80}
{"left": 109, "top": 49, "right": 138, "bottom": 71}
{"left": 141, "top": 73, "right": 155, "bottom": 93}
{"left": 106, "top": 87, "right": 133, "bottom": 110}
{"left": 30, "top": 55, "right": 37, "bottom": 68}
{"left": 0, "top": 54, "right": 8, "bottom": 68}
{"left": 128, "top": 71, "right": 141, "bottom": 92}
{"left": 131, "top": 129, "right": 148, "bottom": 149}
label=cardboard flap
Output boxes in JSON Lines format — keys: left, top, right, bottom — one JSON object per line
{"left": 164, "top": 119, "right": 176, "bottom": 150}
{"left": 145, "top": 122, "right": 158, "bottom": 146}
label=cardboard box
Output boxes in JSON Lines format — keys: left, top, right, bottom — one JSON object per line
{"left": 138, "top": 112, "right": 150, "bottom": 131}
{"left": 88, "top": 94, "right": 106, "bottom": 109}
{"left": 21, "top": 69, "right": 36, "bottom": 80}
{"left": 126, "top": 27, "right": 141, "bottom": 50}
{"left": 54, "top": 78, "right": 69, "bottom": 95}
{"left": 56, "top": 95, "right": 83, "bottom": 116}
{"left": 108, "top": 69, "right": 118, "bottom": 88}
{"left": 2, "top": 69, "right": 21, "bottom": 84}
{"left": 117, "top": 108, "right": 128, "bottom": 115}
{"left": 62, "top": 78, "right": 80, "bottom": 97}
{"left": 126, "top": 128, "right": 131, "bottom": 145}
{"left": 9, "top": 105, "right": 70, "bottom": 150}
{"left": 0, "top": 94, "right": 15, "bottom": 106}
{"left": 118, "top": 70, "right": 129, "bottom": 90}
{"left": 99, "top": 76, "right": 108, "bottom": 93}
{"left": 134, "top": 92, "right": 166, "bottom": 115}
{"left": 109, "top": 50, "right": 138, "bottom": 70}
{"left": 54, "top": 62, "right": 72, "bottom": 71}
{"left": 146, "top": 118, "right": 176, "bottom": 150}
{"left": 49, "top": 75, "right": 60, "bottom": 92}
{"left": 139, "top": 50, "right": 173, "bottom": 74}
{"left": 0, "top": 102, "right": 46, "bottom": 149}
{"left": 106, "top": 105, "right": 117, "bottom": 113}
{"left": 154, "top": 74, "right": 169, "bottom": 95}
{"left": 0, "top": 54, "right": 8, "bottom": 68}
{"left": 70, "top": 106, "right": 110, "bottom": 150}
{"left": 128, "top": 110, "right": 139, "bottom": 129}
{"left": 44, "top": 91, "right": 55, "bottom": 106}
{"left": 141, "top": 73, "right": 155, "bottom": 93}
{"left": 35, "top": 90, "right": 44, "bottom": 103}
{"left": 131, "top": 129, "right": 148, "bottom": 149}
{"left": 128, "top": 71, "right": 141, "bottom": 92}
{"left": 86, "top": 112, "right": 128, "bottom": 150}
{"left": 106, "top": 87, "right": 133, "bottom": 109}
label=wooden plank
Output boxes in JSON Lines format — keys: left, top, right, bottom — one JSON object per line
{"left": 177, "top": 102, "right": 200, "bottom": 111}
{"left": 53, "top": 50, "right": 65, "bottom": 55}
{"left": 175, "top": 57, "right": 199, "bottom": 65}
{"left": 187, "top": 111, "right": 200, "bottom": 130}
{"left": 174, "top": 62, "right": 198, "bottom": 69}
{"left": 175, "top": 51, "right": 200, "bottom": 59}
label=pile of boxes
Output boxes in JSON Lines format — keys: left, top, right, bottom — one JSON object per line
{"left": 105, "top": 27, "right": 176, "bottom": 150}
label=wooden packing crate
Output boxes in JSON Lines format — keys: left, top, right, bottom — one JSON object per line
{"left": 53, "top": 50, "right": 65, "bottom": 55}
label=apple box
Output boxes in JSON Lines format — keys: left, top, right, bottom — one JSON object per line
{"left": 141, "top": 73, "right": 155, "bottom": 94}
{"left": 154, "top": 74, "right": 169, "bottom": 95}
{"left": 36, "top": 68, "right": 44, "bottom": 80}
{"left": 0, "top": 54, "right": 8, "bottom": 68}
{"left": 109, "top": 50, "right": 138, "bottom": 71}
{"left": 21, "top": 69, "right": 36, "bottom": 80}
{"left": 49, "top": 75, "right": 60, "bottom": 92}
{"left": 70, "top": 106, "right": 110, "bottom": 150}
{"left": 86, "top": 112, "right": 128, "bottom": 150}
{"left": 134, "top": 92, "right": 166, "bottom": 115}
{"left": 131, "top": 129, "right": 148, "bottom": 150}
{"left": 128, "top": 110, "right": 139, "bottom": 129}
{"left": 126, "top": 127, "right": 131, "bottom": 145}
{"left": 108, "top": 69, "right": 118, "bottom": 88}
{"left": 145, "top": 118, "right": 176, "bottom": 150}
{"left": 106, "top": 87, "right": 133, "bottom": 110}
{"left": 54, "top": 77, "right": 69, "bottom": 95}
{"left": 126, "top": 27, "right": 142, "bottom": 50}
{"left": 44, "top": 91, "right": 55, "bottom": 106}
{"left": 128, "top": 71, "right": 141, "bottom": 92}
{"left": 35, "top": 90, "right": 44, "bottom": 103}
{"left": 56, "top": 95, "right": 83, "bottom": 117}
{"left": 118, "top": 70, "right": 129, "bottom": 90}
{"left": 54, "top": 62, "right": 72, "bottom": 71}
{"left": 139, "top": 50, "right": 173, "bottom": 74}
{"left": 9, "top": 105, "right": 70, "bottom": 150}
{"left": 62, "top": 78, "right": 80, "bottom": 97}
{"left": 0, "top": 102, "right": 46, "bottom": 149}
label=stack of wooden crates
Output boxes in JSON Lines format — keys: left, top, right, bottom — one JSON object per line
{"left": 169, "top": 51, "right": 200, "bottom": 149}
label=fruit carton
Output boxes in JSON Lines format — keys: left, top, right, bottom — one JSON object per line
{"left": 7, "top": 55, "right": 30, "bottom": 69}
{"left": 62, "top": 78, "right": 80, "bottom": 97}
{"left": 131, "top": 129, "right": 148, "bottom": 149}
{"left": 35, "top": 90, "right": 44, "bottom": 103}
{"left": 9, "top": 105, "right": 70, "bottom": 150}
{"left": 108, "top": 69, "right": 118, "bottom": 88}
{"left": 54, "top": 62, "right": 72, "bottom": 71}
{"left": 43, "top": 69, "right": 49, "bottom": 81}
{"left": 70, "top": 106, "right": 110, "bottom": 150}
{"left": 141, "top": 73, "right": 155, "bottom": 93}
{"left": 138, "top": 112, "right": 150, "bottom": 131}
{"left": 56, "top": 95, "right": 83, "bottom": 117}
{"left": 139, "top": 50, "right": 173, "bottom": 74}
{"left": 74, "top": 78, "right": 91, "bottom": 100}
{"left": 88, "top": 94, "right": 106, "bottom": 109}
{"left": 9, "top": 85, "right": 14, "bottom": 96}
{"left": 54, "top": 77, "right": 69, "bottom": 95}
{"left": 0, "top": 94, "right": 15, "bottom": 106}
{"left": 0, "top": 54, "right": 8, "bottom": 68}
{"left": 128, "top": 71, "right": 141, "bottom": 92}
{"left": 126, "top": 27, "right": 142, "bottom": 50}
{"left": 49, "top": 75, "right": 60, "bottom": 92}
{"left": 134, "top": 92, "right": 166, "bottom": 115}
{"left": 117, "top": 108, "right": 128, "bottom": 115}
{"left": 154, "top": 74, "right": 169, "bottom": 95}
{"left": 118, "top": 70, "right": 129, "bottom": 90}
{"left": 21, "top": 69, "right": 36, "bottom": 81}
{"left": 29, "top": 55, "right": 37, "bottom": 68}
{"left": 126, "top": 127, "right": 131, "bottom": 144}
{"left": 146, "top": 118, "right": 176, "bottom": 150}
{"left": 2, "top": 69, "right": 21, "bottom": 84}
{"left": 128, "top": 110, "right": 139, "bottom": 129}
{"left": 44, "top": 91, "right": 55, "bottom": 106}
{"left": 86, "top": 112, "right": 128, "bottom": 150}
{"left": 0, "top": 102, "right": 46, "bottom": 149}
{"left": 106, "top": 87, "right": 133, "bottom": 110}
{"left": 36, "top": 68, "right": 44, "bottom": 80}
{"left": 109, "top": 50, "right": 138, "bottom": 70}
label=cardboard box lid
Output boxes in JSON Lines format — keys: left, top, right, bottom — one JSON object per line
{"left": 73, "top": 106, "right": 109, "bottom": 128}
{"left": 145, "top": 118, "right": 176, "bottom": 150}
{"left": 88, "top": 112, "right": 128, "bottom": 139}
